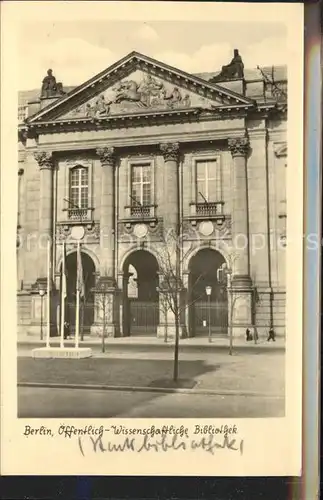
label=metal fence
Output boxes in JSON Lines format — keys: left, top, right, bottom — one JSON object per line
{"left": 129, "top": 301, "right": 159, "bottom": 335}
{"left": 191, "top": 301, "right": 228, "bottom": 335}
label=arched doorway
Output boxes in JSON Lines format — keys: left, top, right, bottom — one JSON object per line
{"left": 123, "top": 250, "right": 159, "bottom": 336}
{"left": 60, "top": 252, "right": 96, "bottom": 336}
{"left": 189, "top": 249, "right": 228, "bottom": 336}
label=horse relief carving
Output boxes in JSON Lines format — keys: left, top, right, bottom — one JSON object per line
{"left": 69, "top": 73, "right": 192, "bottom": 119}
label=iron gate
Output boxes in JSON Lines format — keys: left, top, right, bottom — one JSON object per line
{"left": 191, "top": 301, "right": 228, "bottom": 335}
{"left": 129, "top": 300, "right": 159, "bottom": 335}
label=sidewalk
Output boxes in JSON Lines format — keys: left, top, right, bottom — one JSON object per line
{"left": 18, "top": 334, "right": 284, "bottom": 353}
{"left": 18, "top": 349, "right": 285, "bottom": 397}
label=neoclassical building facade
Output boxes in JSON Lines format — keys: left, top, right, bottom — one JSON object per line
{"left": 17, "top": 51, "right": 287, "bottom": 339}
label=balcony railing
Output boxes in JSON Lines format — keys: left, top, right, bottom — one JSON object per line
{"left": 66, "top": 208, "right": 92, "bottom": 221}
{"left": 124, "top": 205, "right": 156, "bottom": 219}
{"left": 190, "top": 201, "right": 224, "bottom": 218}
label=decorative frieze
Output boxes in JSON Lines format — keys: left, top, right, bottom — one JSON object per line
{"left": 228, "top": 137, "right": 250, "bottom": 157}
{"left": 56, "top": 222, "right": 100, "bottom": 242}
{"left": 118, "top": 218, "right": 163, "bottom": 239}
{"left": 182, "top": 216, "right": 231, "bottom": 239}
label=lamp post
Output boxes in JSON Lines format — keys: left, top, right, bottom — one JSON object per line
{"left": 38, "top": 289, "right": 45, "bottom": 341}
{"left": 217, "top": 263, "right": 233, "bottom": 355}
{"left": 205, "top": 285, "right": 212, "bottom": 343}
{"left": 98, "top": 281, "right": 108, "bottom": 353}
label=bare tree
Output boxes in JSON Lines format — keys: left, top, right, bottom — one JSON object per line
{"left": 94, "top": 290, "right": 112, "bottom": 353}
{"left": 156, "top": 227, "right": 208, "bottom": 381}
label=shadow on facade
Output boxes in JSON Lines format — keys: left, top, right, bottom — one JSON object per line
{"left": 188, "top": 249, "right": 228, "bottom": 336}
{"left": 122, "top": 250, "right": 159, "bottom": 336}
{"left": 58, "top": 251, "right": 96, "bottom": 336}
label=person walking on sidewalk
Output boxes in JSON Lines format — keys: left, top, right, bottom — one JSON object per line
{"left": 64, "top": 321, "right": 71, "bottom": 340}
{"left": 245, "top": 328, "right": 253, "bottom": 341}
{"left": 267, "top": 326, "right": 276, "bottom": 342}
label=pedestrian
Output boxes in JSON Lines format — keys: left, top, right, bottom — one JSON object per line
{"left": 267, "top": 326, "right": 276, "bottom": 342}
{"left": 64, "top": 320, "right": 70, "bottom": 340}
{"left": 246, "top": 328, "right": 253, "bottom": 341}
{"left": 254, "top": 326, "right": 259, "bottom": 342}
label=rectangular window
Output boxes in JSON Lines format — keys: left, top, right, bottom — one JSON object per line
{"left": 131, "top": 164, "right": 151, "bottom": 206}
{"left": 69, "top": 167, "right": 89, "bottom": 209}
{"left": 196, "top": 159, "right": 218, "bottom": 203}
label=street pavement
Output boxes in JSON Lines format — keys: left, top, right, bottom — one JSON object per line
{"left": 18, "top": 342, "right": 284, "bottom": 418}
{"left": 18, "top": 386, "right": 284, "bottom": 418}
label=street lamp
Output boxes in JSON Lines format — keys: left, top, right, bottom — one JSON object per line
{"left": 38, "top": 289, "right": 46, "bottom": 341}
{"left": 205, "top": 285, "right": 212, "bottom": 343}
{"left": 217, "top": 264, "right": 233, "bottom": 355}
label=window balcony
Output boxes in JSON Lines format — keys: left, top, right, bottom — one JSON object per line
{"left": 62, "top": 207, "right": 93, "bottom": 222}
{"left": 124, "top": 204, "right": 157, "bottom": 219}
{"left": 121, "top": 205, "right": 158, "bottom": 229}
{"left": 189, "top": 201, "right": 224, "bottom": 219}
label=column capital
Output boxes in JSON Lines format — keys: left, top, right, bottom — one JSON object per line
{"left": 160, "top": 142, "right": 180, "bottom": 162}
{"left": 96, "top": 146, "right": 116, "bottom": 166}
{"left": 228, "top": 137, "right": 250, "bottom": 158}
{"left": 34, "top": 151, "right": 53, "bottom": 170}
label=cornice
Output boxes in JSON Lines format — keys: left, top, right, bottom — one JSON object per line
{"left": 29, "top": 128, "right": 246, "bottom": 154}
{"left": 247, "top": 128, "right": 268, "bottom": 139}
{"left": 22, "top": 104, "right": 280, "bottom": 144}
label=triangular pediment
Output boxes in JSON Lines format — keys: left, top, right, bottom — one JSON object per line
{"left": 27, "top": 52, "right": 255, "bottom": 124}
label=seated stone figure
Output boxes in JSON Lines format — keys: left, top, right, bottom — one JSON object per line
{"left": 41, "top": 69, "right": 65, "bottom": 98}
{"left": 210, "top": 49, "right": 244, "bottom": 83}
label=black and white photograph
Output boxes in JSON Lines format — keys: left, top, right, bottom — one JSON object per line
{"left": 14, "top": 11, "right": 291, "bottom": 421}
{"left": 1, "top": 1, "right": 306, "bottom": 478}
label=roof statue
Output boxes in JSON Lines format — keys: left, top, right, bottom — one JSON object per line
{"left": 41, "top": 69, "right": 65, "bottom": 98}
{"left": 209, "top": 49, "right": 244, "bottom": 83}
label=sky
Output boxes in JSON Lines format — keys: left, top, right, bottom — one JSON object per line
{"left": 18, "top": 20, "right": 287, "bottom": 91}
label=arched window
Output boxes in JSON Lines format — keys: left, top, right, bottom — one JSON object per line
{"left": 69, "top": 166, "right": 89, "bottom": 209}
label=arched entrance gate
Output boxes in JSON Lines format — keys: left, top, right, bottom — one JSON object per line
{"left": 122, "top": 250, "right": 159, "bottom": 336}
{"left": 59, "top": 252, "right": 96, "bottom": 336}
{"left": 188, "top": 249, "right": 228, "bottom": 336}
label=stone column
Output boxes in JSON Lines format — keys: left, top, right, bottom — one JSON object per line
{"left": 228, "top": 137, "right": 253, "bottom": 336}
{"left": 160, "top": 142, "right": 180, "bottom": 231}
{"left": 34, "top": 151, "right": 53, "bottom": 282}
{"left": 228, "top": 137, "right": 252, "bottom": 287}
{"left": 158, "top": 142, "right": 185, "bottom": 338}
{"left": 93, "top": 147, "right": 119, "bottom": 337}
{"left": 96, "top": 147, "right": 116, "bottom": 282}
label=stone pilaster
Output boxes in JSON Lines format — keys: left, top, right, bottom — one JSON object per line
{"left": 93, "top": 147, "right": 119, "bottom": 337}
{"left": 96, "top": 147, "right": 116, "bottom": 283}
{"left": 228, "top": 137, "right": 253, "bottom": 336}
{"left": 34, "top": 151, "right": 53, "bottom": 282}
{"left": 160, "top": 142, "right": 180, "bottom": 231}
{"left": 158, "top": 143, "right": 183, "bottom": 339}
{"left": 228, "top": 137, "right": 252, "bottom": 288}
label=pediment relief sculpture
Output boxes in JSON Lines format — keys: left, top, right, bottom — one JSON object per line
{"left": 62, "top": 71, "right": 212, "bottom": 120}
{"left": 27, "top": 52, "right": 256, "bottom": 125}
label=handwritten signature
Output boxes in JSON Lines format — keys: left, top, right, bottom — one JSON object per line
{"left": 78, "top": 434, "right": 244, "bottom": 456}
